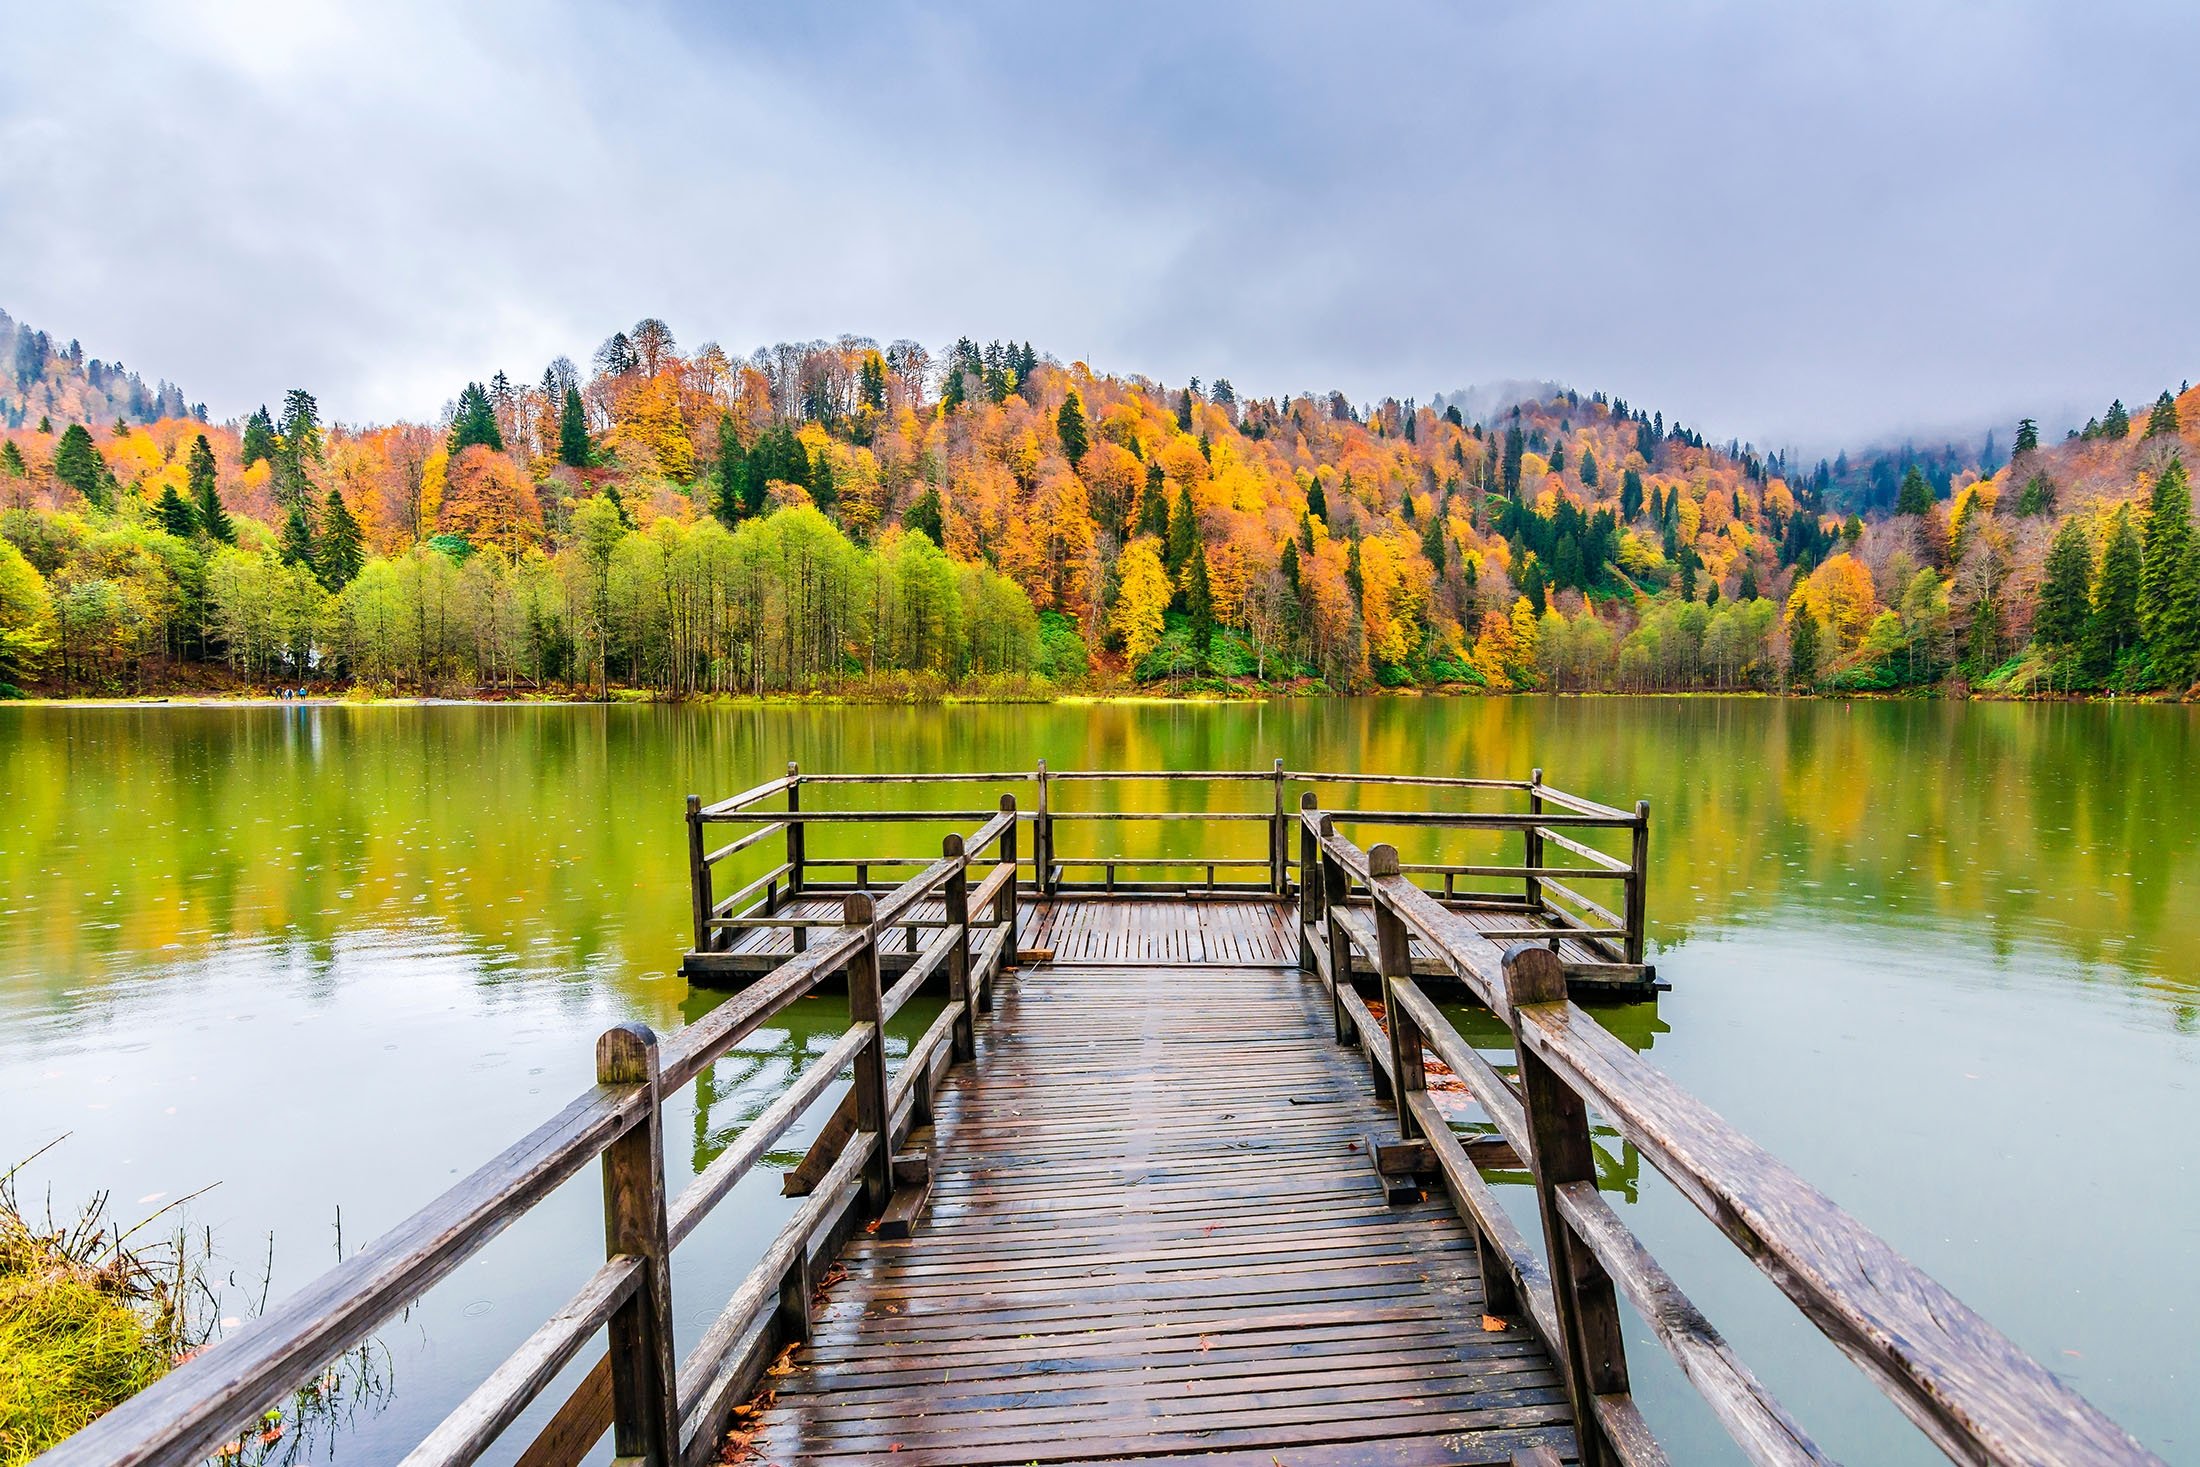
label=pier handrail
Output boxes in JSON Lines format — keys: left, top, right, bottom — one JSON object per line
{"left": 685, "top": 765, "right": 1650, "bottom": 963}
{"left": 1301, "top": 808, "right": 2161, "bottom": 1467}
{"left": 36, "top": 802, "right": 1021, "bottom": 1467}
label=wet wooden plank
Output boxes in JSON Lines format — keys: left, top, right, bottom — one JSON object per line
{"left": 724, "top": 953, "right": 1576, "bottom": 1465}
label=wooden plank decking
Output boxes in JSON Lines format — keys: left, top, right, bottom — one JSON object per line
{"left": 727, "top": 953, "right": 1579, "bottom": 1465}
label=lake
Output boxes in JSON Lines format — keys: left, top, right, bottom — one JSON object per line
{"left": 1, "top": 698, "right": 2192, "bottom": 1462}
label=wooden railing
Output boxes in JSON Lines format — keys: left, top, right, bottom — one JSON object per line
{"left": 1299, "top": 807, "right": 2162, "bottom": 1467}
{"left": 687, "top": 763, "right": 1652, "bottom": 969}
{"left": 37, "top": 805, "right": 1020, "bottom": 1467}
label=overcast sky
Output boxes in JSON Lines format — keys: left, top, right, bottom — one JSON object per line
{"left": 4, "top": 0, "right": 2196, "bottom": 452}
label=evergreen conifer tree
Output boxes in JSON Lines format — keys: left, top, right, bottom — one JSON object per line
{"left": 1185, "top": 542, "right": 1215, "bottom": 655}
{"left": 1305, "top": 474, "right": 1328, "bottom": 526}
{"left": 279, "top": 502, "right": 319, "bottom": 572}
{"left": 2015, "top": 472, "right": 2056, "bottom": 517}
{"left": 1420, "top": 502, "right": 1446, "bottom": 571}
{"left": 2013, "top": 417, "right": 2039, "bottom": 458}
{"left": 1738, "top": 562, "right": 1759, "bottom": 601}
{"left": 2102, "top": 400, "right": 2130, "bottom": 439}
{"left": 1788, "top": 611, "right": 1821, "bottom": 689}
{"left": 1580, "top": 448, "right": 1598, "bottom": 488}
{"left": 901, "top": 487, "right": 944, "bottom": 546}
{"left": 53, "top": 423, "right": 107, "bottom": 506}
{"left": 1897, "top": 465, "right": 1933, "bottom": 515}
{"left": 2084, "top": 507, "right": 2143, "bottom": 681}
{"left": 711, "top": 413, "right": 747, "bottom": 525}
{"left": 1056, "top": 391, "right": 1088, "bottom": 465}
{"left": 1138, "top": 464, "right": 1170, "bottom": 541}
{"left": 318, "top": 489, "right": 365, "bottom": 589}
{"left": 2033, "top": 517, "right": 2093, "bottom": 652}
{"left": 1176, "top": 389, "right": 1194, "bottom": 432}
{"left": 1165, "top": 483, "right": 1199, "bottom": 586}
{"left": 2146, "top": 391, "right": 2180, "bottom": 440}
{"left": 241, "top": 406, "right": 277, "bottom": 468}
{"left": 2138, "top": 459, "right": 2200, "bottom": 684}
{"left": 0, "top": 441, "right": 24, "bottom": 480}
{"left": 559, "top": 386, "right": 591, "bottom": 467}
{"left": 188, "top": 435, "right": 235, "bottom": 543}
{"left": 1620, "top": 469, "right": 1643, "bottom": 521}
{"left": 154, "top": 484, "right": 199, "bottom": 539}
{"left": 449, "top": 382, "right": 505, "bottom": 453}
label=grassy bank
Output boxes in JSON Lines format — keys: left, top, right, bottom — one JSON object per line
{"left": 0, "top": 1151, "right": 200, "bottom": 1465}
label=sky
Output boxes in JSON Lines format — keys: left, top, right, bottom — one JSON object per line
{"left": 3, "top": 0, "right": 2197, "bottom": 453}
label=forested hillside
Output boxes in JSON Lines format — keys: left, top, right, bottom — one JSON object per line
{"left": 1, "top": 309, "right": 202, "bottom": 431}
{"left": 0, "top": 314, "right": 2195, "bottom": 701}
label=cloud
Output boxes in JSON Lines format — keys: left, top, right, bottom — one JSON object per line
{"left": 3, "top": 0, "right": 2196, "bottom": 449}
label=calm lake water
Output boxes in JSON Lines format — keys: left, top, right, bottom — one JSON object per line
{"left": 1, "top": 699, "right": 2193, "bottom": 1462}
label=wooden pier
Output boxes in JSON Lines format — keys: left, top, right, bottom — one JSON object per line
{"left": 39, "top": 766, "right": 2164, "bottom": 1467}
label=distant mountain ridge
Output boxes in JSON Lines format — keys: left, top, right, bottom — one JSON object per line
{"left": 0, "top": 307, "right": 203, "bottom": 431}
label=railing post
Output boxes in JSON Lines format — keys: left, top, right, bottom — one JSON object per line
{"left": 786, "top": 761, "right": 805, "bottom": 953}
{"left": 1296, "top": 792, "right": 1319, "bottom": 973}
{"left": 596, "top": 1023, "right": 678, "bottom": 1466}
{"left": 1503, "top": 943, "right": 1630, "bottom": 1467}
{"left": 1625, "top": 800, "right": 1650, "bottom": 966}
{"left": 1368, "top": 844, "right": 1423, "bottom": 1140}
{"left": 843, "top": 894, "right": 893, "bottom": 1214}
{"left": 995, "top": 794, "right": 1019, "bottom": 999}
{"left": 1524, "top": 767, "right": 1544, "bottom": 913}
{"left": 1318, "top": 821, "right": 1355, "bottom": 1054}
{"left": 1270, "top": 758, "right": 1287, "bottom": 897}
{"left": 686, "top": 794, "right": 711, "bottom": 954}
{"left": 943, "top": 833, "right": 974, "bottom": 1061}
{"left": 1035, "top": 759, "right": 1052, "bottom": 896}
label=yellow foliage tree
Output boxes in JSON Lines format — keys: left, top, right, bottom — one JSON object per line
{"left": 1112, "top": 538, "right": 1171, "bottom": 664}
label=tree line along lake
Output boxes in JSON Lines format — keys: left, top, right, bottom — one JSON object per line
{"left": 0, "top": 696, "right": 2192, "bottom": 1462}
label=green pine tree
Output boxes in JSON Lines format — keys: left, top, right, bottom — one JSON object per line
{"left": 2013, "top": 417, "right": 2039, "bottom": 458}
{"left": 189, "top": 435, "right": 234, "bottom": 544}
{"left": 1579, "top": 448, "right": 1598, "bottom": 488}
{"left": 2146, "top": 390, "right": 2180, "bottom": 440}
{"left": 1788, "top": 610, "right": 1821, "bottom": 689}
{"left": 1738, "top": 561, "right": 1760, "bottom": 601}
{"left": 241, "top": 405, "right": 277, "bottom": 468}
{"left": 279, "top": 501, "right": 319, "bottom": 573}
{"left": 2033, "top": 517, "right": 2093, "bottom": 653}
{"left": 1620, "top": 468, "right": 1644, "bottom": 521}
{"left": 1420, "top": 501, "right": 1446, "bottom": 571}
{"left": 153, "top": 484, "right": 199, "bottom": 539}
{"left": 318, "top": 489, "right": 365, "bottom": 589}
{"left": 2102, "top": 399, "right": 2130, "bottom": 439}
{"left": 1185, "top": 542, "right": 1215, "bottom": 656}
{"left": 902, "top": 487, "right": 944, "bottom": 546}
{"left": 712, "top": 413, "right": 746, "bottom": 526}
{"left": 1897, "top": 465, "right": 1933, "bottom": 515}
{"left": 53, "top": 423, "right": 108, "bottom": 507}
{"left": 1305, "top": 474, "right": 1328, "bottom": 526}
{"left": 1056, "top": 391, "right": 1088, "bottom": 466}
{"left": 2014, "top": 472, "right": 2056, "bottom": 517}
{"left": 559, "top": 385, "right": 591, "bottom": 467}
{"left": 1175, "top": 388, "right": 1193, "bottom": 432}
{"left": 2083, "top": 507, "right": 2143, "bottom": 682}
{"left": 0, "top": 440, "right": 24, "bottom": 481}
{"left": 1137, "top": 464, "right": 1169, "bottom": 540}
{"left": 449, "top": 382, "right": 505, "bottom": 453}
{"left": 2138, "top": 458, "right": 2200, "bottom": 685}
{"left": 1165, "top": 482, "right": 1199, "bottom": 584}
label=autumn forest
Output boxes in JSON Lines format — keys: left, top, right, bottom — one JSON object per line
{"left": 2, "top": 305, "right": 2197, "bottom": 703}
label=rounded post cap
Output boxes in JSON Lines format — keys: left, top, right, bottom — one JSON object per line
{"left": 842, "top": 891, "right": 876, "bottom": 923}
{"left": 1499, "top": 943, "right": 1566, "bottom": 1011}
{"left": 595, "top": 1021, "right": 660, "bottom": 1083}
{"left": 942, "top": 832, "right": 965, "bottom": 855}
{"left": 1368, "top": 842, "right": 1400, "bottom": 878}
{"left": 998, "top": 793, "right": 1017, "bottom": 810}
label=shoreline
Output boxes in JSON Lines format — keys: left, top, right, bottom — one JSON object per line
{"left": 2, "top": 685, "right": 2189, "bottom": 709}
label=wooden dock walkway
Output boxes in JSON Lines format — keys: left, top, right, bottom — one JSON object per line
{"left": 731, "top": 954, "right": 1574, "bottom": 1465}
{"left": 42, "top": 766, "right": 2164, "bottom": 1467}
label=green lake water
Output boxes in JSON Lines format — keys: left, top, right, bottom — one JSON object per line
{"left": 0, "top": 699, "right": 2192, "bottom": 1462}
